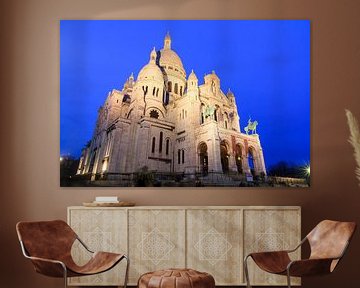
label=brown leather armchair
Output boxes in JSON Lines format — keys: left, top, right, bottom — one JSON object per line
{"left": 16, "top": 220, "right": 129, "bottom": 288}
{"left": 244, "top": 220, "right": 356, "bottom": 288}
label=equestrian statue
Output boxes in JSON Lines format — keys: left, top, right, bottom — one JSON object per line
{"left": 244, "top": 117, "right": 258, "bottom": 135}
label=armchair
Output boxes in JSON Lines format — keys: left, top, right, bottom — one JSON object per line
{"left": 16, "top": 220, "right": 129, "bottom": 288}
{"left": 244, "top": 220, "right": 356, "bottom": 288}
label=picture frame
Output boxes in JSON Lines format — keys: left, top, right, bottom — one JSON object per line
{"left": 60, "top": 20, "right": 310, "bottom": 187}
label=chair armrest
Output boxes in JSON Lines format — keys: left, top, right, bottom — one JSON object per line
{"left": 247, "top": 250, "right": 290, "bottom": 258}
{"left": 246, "top": 251, "right": 292, "bottom": 274}
{"left": 287, "top": 258, "right": 336, "bottom": 277}
{"left": 19, "top": 240, "right": 67, "bottom": 277}
{"left": 245, "top": 236, "right": 306, "bottom": 259}
{"left": 25, "top": 255, "right": 65, "bottom": 266}
{"left": 25, "top": 255, "right": 67, "bottom": 277}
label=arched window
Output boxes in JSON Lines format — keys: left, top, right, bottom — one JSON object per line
{"left": 168, "top": 81, "right": 172, "bottom": 92}
{"left": 182, "top": 149, "right": 185, "bottom": 164}
{"left": 180, "top": 86, "right": 183, "bottom": 96}
{"left": 224, "top": 112, "right": 229, "bottom": 128}
{"left": 159, "top": 132, "right": 163, "bottom": 153}
{"left": 200, "top": 104, "right": 205, "bottom": 124}
{"left": 211, "top": 81, "right": 216, "bottom": 93}
{"left": 235, "top": 144, "right": 243, "bottom": 174}
{"left": 156, "top": 88, "right": 159, "bottom": 97}
{"left": 151, "top": 137, "right": 156, "bottom": 153}
{"left": 105, "top": 133, "right": 113, "bottom": 157}
{"left": 198, "top": 142, "right": 208, "bottom": 175}
{"left": 174, "top": 83, "right": 178, "bottom": 94}
{"left": 163, "top": 90, "right": 168, "bottom": 105}
{"left": 220, "top": 141, "right": 229, "bottom": 173}
{"left": 248, "top": 148, "right": 256, "bottom": 176}
{"left": 178, "top": 149, "right": 181, "bottom": 164}
{"left": 88, "top": 149, "right": 97, "bottom": 174}
{"left": 127, "top": 108, "right": 133, "bottom": 119}
{"left": 166, "top": 139, "right": 170, "bottom": 155}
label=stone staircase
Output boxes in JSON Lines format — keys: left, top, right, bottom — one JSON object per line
{"left": 198, "top": 173, "right": 242, "bottom": 186}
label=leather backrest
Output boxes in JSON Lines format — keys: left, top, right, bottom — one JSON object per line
{"left": 307, "top": 220, "right": 356, "bottom": 260}
{"left": 16, "top": 220, "right": 77, "bottom": 261}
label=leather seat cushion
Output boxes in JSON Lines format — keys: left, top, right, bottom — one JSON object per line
{"left": 138, "top": 268, "right": 215, "bottom": 288}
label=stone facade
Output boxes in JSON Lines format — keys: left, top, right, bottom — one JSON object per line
{"left": 76, "top": 33, "right": 266, "bottom": 182}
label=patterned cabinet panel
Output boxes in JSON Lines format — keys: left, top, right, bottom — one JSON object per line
{"left": 68, "top": 208, "right": 128, "bottom": 286}
{"left": 67, "top": 206, "right": 301, "bottom": 286}
{"left": 243, "top": 208, "right": 301, "bottom": 286}
{"left": 128, "top": 209, "right": 186, "bottom": 284}
{"left": 186, "top": 209, "right": 243, "bottom": 285}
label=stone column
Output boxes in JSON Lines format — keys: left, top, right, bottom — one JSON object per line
{"left": 204, "top": 121, "right": 222, "bottom": 173}
{"left": 90, "top": 150, "right": 101, "bottom": 181}
{"left": 242, "top": 149, "right": 251, "bottom": 175}
{"left": 228, "top": 152, "right": 238, "bottom": 173}
{"left": 135, "top": 120, "right": 151, "bottom": 171}
{"left": 258, "top": 147, "right": 267, "bottom": 175}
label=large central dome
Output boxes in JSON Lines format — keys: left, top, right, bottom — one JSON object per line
{"left": 159, "top": 49, "right": 184, "bottom": 70}
{"left": 159, "top": 33, "right": 186, "bottom": 78}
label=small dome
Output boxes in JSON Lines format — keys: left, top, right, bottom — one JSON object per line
{"left": 188, "top": 69, "right": 198, "bottom": 80}
{"left": 227, "top": 89, "right": 234, "bottom": 97}
{"left": 137, "top": 63, "right": 164, "bottom": 82}
{"left": 137, "top": 48, "right": 164, "bottom": 82}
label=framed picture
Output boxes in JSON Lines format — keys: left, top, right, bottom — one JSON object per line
{"left": 60, "top": 20, "right": 310, "bottom": 187}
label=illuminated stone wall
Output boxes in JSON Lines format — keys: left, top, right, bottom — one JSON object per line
{"left": 77, "top": 34, "right": 266, "bottom": 179}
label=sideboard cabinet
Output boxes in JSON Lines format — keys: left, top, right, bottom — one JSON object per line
{"left": 67, "top": 206, "right": 301, "bottom": 286}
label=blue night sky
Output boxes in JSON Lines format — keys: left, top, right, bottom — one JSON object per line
{"left": 60, "top": 20, "right": 310, "bottom": 168}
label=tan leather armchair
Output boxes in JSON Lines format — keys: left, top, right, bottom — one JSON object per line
{"left": 244, "top": 220, "right": 356, "bottom": 288}
{"left": 16, "top": 220, "right": 129, "bottom": 288}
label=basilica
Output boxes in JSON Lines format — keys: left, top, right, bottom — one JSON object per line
{"left": 76, "top": 33, "right": 266, "bottom": 185}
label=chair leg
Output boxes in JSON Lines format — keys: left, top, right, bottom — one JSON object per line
{"left": 62, "top": 264, "right": 68, "bottom": 288}
{"left": 244, "top": 255, "right": 252, "bottom": 288}
{"left": 286, "top": 269, "right": 291, "bottom": 288}
{"left": 123, "top": 255, "right": 130, "bottom": 288}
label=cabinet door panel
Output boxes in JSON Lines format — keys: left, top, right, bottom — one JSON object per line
{"left": 67, "top": 206, "right": 300, "bottom": 286}
{"left": 187, "top": 209, "right": 243, "bottom": 285}
{"left": 128, "top": 209, "right": 186, "bottom": 284}
{"left": 68, "top": 208, "right": 127, "bottom": 286}
{"left": 244, "top": 209, "right": 301, "bottom": 286}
